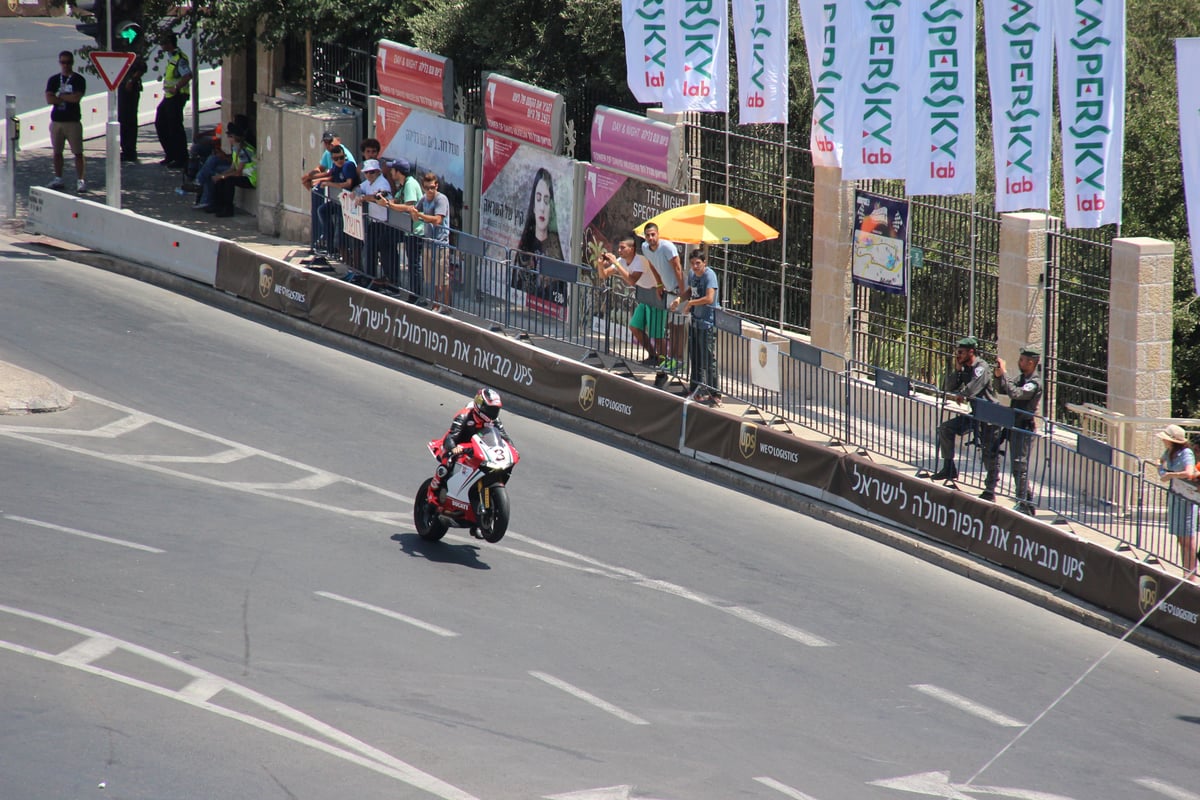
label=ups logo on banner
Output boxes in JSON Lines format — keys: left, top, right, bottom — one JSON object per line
{"left": 579, "top": 375, "right": 596, "bottom": 412}
{"left": 258, "top": 263, "right": 275, "bottom": 300}
{"left": 739, "top": 422, "right": 757, "bottom": 461}
{"left": 1139, "top": 575, "right": 1159, "bottom": 616}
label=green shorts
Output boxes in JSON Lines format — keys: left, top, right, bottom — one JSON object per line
{"left": 630, "top": 302, "right": 666, "bottom": 339}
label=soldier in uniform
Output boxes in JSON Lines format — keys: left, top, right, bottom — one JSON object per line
{"left": 994, "top": 345, "right": 1043, "bottom": 515}
{"left": 931, "top": 336, "right": 997, "bottom": 494}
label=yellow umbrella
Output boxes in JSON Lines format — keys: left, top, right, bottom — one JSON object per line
{"left": 635, "top": 201, "right": 779, "bottom": 245}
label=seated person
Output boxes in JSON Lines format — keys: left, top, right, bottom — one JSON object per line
{"left": 207, "top": 128, "right": 257, "bottom": 218}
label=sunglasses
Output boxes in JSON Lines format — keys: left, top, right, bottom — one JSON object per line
{"left": 59, "top": 60, "right": 73, "bottom": 65}
{"left": 331, "top": 155, "right": 346, "bottom": 161}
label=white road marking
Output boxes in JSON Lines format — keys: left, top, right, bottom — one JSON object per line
{"left": 754, "top": 776, "right": 822, "bottom": 799}
{"left": 529, "top": 671, "right": 650, "bottom": 726}
{"left": 314, "top": 591, "right": 459, "bottom": 637}
{"left": 502, "top": 535, "right": 833, "bottom": 647}
{"left": 910, "top": 684, "right": 1025, "bottom": 728}
{"left": 57, "top": 636, "right": 118, "bottom": 664}
{"left": 127, "top": 447, "right": 252, "bottom": 464}
{"left": 0, "top": 603, "right": 481, "bottom": 800}
{"left": 179, "top": 676, "right": 226, "bottom": 702}
{"left": 1134, "top": 778, "right": 1200, "bottom": 800}
{"left": 4, "top": 514, "right": 165, "bottom": 553}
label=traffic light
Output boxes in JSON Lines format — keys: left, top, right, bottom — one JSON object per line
{"left": 114, "top": 18, "right": 143, "bottom": 51}
{"left": 74, "top": 0, "right": 108, "bottom": 47}
{"left": 74, "top": 1, "right": 143, "bottom": 50}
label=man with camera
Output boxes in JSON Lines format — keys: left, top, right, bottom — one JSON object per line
{"left": 354, "top": 159, "right": 393, "bottom": 280}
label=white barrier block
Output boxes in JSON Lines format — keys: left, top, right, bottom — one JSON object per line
{"left": 27, "top": 187, "right": 220, "bottom": 285}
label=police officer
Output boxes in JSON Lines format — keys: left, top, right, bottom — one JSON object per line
{"left": 994, "top": 344, "right": 1043, "bottom": 515}
{"left": 931, "top": 336, "right": 997, "bottom": 491}
{"left": 155, "top": 31, "right": 191, "bottom": 168}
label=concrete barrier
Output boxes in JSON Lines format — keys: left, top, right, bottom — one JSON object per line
{"left": 26, "top": 187, "right": 220, "bottom": 285}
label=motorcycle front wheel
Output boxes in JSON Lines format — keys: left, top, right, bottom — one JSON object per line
{"left": 413, "top": 478, "right": 448, "bottom": 541}
{"left": 481, "top": 485, "right": 510, "bottom": 543}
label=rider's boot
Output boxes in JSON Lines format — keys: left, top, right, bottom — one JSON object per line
{"left": 429, "top": 463, "right": 449, "bottom": 502}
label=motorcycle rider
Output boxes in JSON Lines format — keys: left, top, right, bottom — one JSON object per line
{"left": 429, "top": 388, "right": 513, "bottom": 496}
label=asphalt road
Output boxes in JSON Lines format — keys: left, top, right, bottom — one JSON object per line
{"left": 0, "top": 14, "right": 90, "bottom": 116}
{"left": 1, "top": 250, "right": 1198, "bottom": 800}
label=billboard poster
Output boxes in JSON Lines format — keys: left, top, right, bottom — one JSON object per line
{"left": 581, "top": 165, "right": 689, "bottom": 340}
{"left": 374, "top": 97, "right": 469, "bottom": 234}
{"left": 852, "top": 190, "right": 909, "bottom": 294}
{"left": 590, "top": 106, "right": 680, "bottom": 187}
{"left": 479, "top": 132, "right": 577, "bottom": 317}
{"left": 483, "top": 73, "right": 565, "bottom": 153}
{"left": 375, "top": 40, "right": 454, "bottom": 116}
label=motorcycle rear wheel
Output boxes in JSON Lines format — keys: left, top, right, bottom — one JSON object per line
{"left": 413, "top": 478, "right": 448, "bottom": 541}
{"left": 481, "top": 485, "right": 510, "bottom": 543}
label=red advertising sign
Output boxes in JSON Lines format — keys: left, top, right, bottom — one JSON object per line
{"left": 590, "top": 106, "right": 680, "bottom": 187}
{"left": 375, "top": 39, "right": 454, "bottom": 117}
{"left": 483, "top": 73, "right": 564, "bottom": 153}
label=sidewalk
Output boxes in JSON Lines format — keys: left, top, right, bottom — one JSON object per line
{"left": 3, "top": 115, "right": 296, "bottom": 263}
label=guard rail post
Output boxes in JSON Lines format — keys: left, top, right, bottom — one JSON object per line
{"left": 2, "top": 95, "right": 16, "bottom": 220}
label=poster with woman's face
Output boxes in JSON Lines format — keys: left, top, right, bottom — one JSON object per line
{"left": 480, "top": 132, "right": 574, "bottom": 260}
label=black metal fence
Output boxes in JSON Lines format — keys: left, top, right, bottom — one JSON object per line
{"left": 1046, "top": 219, "right": 1113, "bottom": 422}
{"left": 688, "top": 117, "right": 816, "bottom": 335}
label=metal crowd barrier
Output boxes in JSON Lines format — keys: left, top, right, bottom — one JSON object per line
{"left": 296, "top": 206, "right": 1196, "bottom": 573}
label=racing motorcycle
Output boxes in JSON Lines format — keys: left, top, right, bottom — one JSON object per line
{"left": 414, "top": 428, "right": 520, "bottom": 543}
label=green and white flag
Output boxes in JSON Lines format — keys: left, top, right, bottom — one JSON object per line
{"left": 733, "top": 0, "right": 788, "bottom": 124}
{"left": 1054, "top": 0, "right": 1125, "bottom": 228}
{"left": 984, "top": 0, "right": 1054, "bottom": 212}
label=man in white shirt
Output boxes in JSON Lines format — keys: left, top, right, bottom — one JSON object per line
{"left": 597, "top": 235, "right": 665, "bottom": 366}
{"left": 640, "top": 222, "right": 686, "bottom": 387}
{"left": 354, "top": 159, "right": 392, "bottom": 280}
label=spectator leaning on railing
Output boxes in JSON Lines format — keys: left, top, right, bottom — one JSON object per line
{"left": 1155, "top": 424, "right": 1199, "bottom": 582}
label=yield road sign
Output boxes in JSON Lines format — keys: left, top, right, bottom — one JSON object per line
{"left": 88, "top": 51, "right": 137, "bottom": 92}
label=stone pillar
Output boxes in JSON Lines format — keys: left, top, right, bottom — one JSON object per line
{"left": 996, "top": 211, "right": 1048, "bottom": 364}
{"left": 1109, "top": 236, "right": 1175, "bottom": 461}
{"left": 809, "top": 165, "right": 855, "bottom": 357}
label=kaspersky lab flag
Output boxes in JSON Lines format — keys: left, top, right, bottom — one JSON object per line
{"left": 984, "top": 0, "right": 1054, "bottom": 212}
{"left": 1177, "top": 39, "right": 1200, "bottom": 294}
{"left": 905, "top": 0, "right": 975, "bottom": 196}
{"left": 841, "top": 0, "right": 908, "bottom": 180}
{"left": 733, "top": 0, "right": 788, "bottom": 124}
{"left": 1054, "top": 0, "right": 1126, "bottom": 228}
{"left": 622, "top": 0, "right": 667, "bottom": 104}
{"left": 798, "top": 0, "right": 847, "bottom": 166}
{"left": 662, "top": 0, "right": 730, "bottom": 114}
